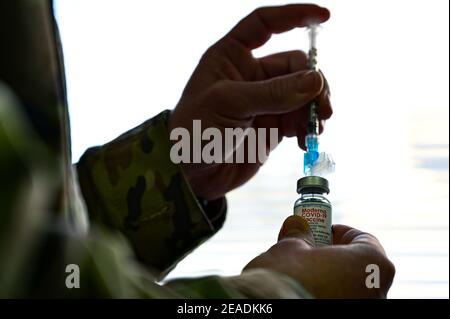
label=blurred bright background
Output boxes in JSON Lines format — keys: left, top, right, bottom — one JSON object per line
{"left": 55, "top": 0, "right": 449, "bottom": 298}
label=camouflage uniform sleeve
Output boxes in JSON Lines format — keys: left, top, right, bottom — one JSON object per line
{"left": 1, "top": 85, "right": 309, "bottom": 298}
{"left": 166, "top": 269, "right": 312, "bottom": 298}
{"left": 76, "top": 110, "right": 225, "bottom": 276}
{"left": 20, "top": 226, "right": 310, "bottom": 298}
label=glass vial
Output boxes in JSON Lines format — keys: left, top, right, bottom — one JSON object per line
{"left": 293, "top": 176, "right": 332, "bottom": 246}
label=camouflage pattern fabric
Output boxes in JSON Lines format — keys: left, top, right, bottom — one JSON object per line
{"left": 0, "top": 0, "right": 310, "bottom": 298}
{"left": 77, "top": 110, "right": 223, "bottom": 276}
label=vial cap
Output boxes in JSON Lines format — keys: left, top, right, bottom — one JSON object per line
{"left": 297, "top": 176, "right": 329, "bottom": 194}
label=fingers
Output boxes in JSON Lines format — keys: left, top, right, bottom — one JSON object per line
{"left": 317, "top": 70, "right": 333, "bottom": 120}
{"left": 252, "top": 114, "right": 284, "bottom": 148}
{"left": 257, "top": 50, "right": 308, "bottom": 80}
{"left": 227, "top": 4, "right": 330, "bottom": 50}
{"left": 249, "top": 67, "right": 330, "bottom": 142}
{"left": 332, "top": 224, "right": 387, "bottom": 254}
{"left": 263, "top": 93, "right": 324, "bottom": 151}
{"left": 332, "top": 224, "right": 395, "bottom": 293}
{"left": 278, "top": 215, "right": 315, "bottom": 248}
{"left": 229, "top": 70, "right": 323, "bottom": 117}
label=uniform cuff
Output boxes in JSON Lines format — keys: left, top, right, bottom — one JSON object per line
{"left": 77, "top": 110, "right": 226, "bottom": 275}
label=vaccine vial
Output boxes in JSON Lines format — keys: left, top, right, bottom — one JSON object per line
{"left": 294, "top": 176, "right": 332, "bottom": 246}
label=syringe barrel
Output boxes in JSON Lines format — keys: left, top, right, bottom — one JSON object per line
{"left": 307, "top": 25, "right": 319, "bottom": 71}
{"left": 308, "top": 48, "right": 318, "bottom": 71}
{"left": 306, "top": 24, "right": 320, "bottom": 135}
{"left": 307, "top": 101, "right": 320, "bottom": 135}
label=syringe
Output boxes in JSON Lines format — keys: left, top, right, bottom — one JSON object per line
{"left": 304, "top": 24, "right": 320, "bottom": 175}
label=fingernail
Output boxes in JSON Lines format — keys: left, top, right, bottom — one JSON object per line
{"left": 279, "top": 215, "right": 316, "bottom": 247}
{"left": 297, "top": 71, "right": 322, "bottom": 93}
{"left": 280, "top": 215, "right": 312, "bottom": 238}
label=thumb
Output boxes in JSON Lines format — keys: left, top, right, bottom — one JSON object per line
{"left": 234, "top": 70, "right": 323, "bottom": 117}
{"left": 278, "top": 215, "right": 316, "bottom": 248}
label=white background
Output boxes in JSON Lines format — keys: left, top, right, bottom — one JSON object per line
{"left": 55, "top": 0, "right": 449, "bottom": 298}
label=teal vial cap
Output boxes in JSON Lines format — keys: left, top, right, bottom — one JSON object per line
{"left": 297, "top": 176, "right": 329, "bottom": 194}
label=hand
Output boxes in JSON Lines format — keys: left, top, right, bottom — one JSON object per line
{"left": 244, "top": 216, "right": 396, "bottom": 298}
{"left": 169, "top": 4, "right": 332, "bottom": 200}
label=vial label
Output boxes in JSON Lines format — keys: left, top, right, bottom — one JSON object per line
{"left": 294, "top": 202, "right": 332, "bottom": 245}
